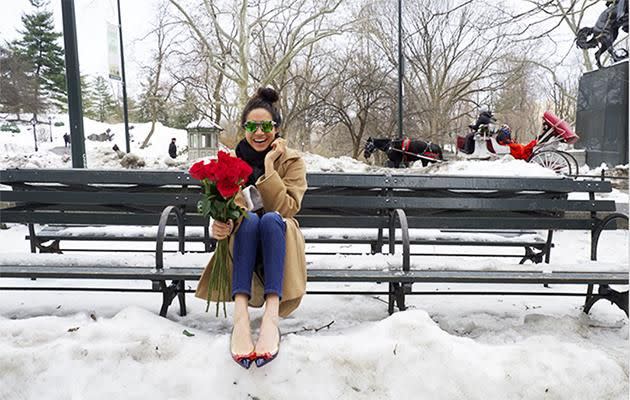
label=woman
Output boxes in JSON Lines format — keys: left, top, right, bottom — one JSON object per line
{"left": 195, "top": 87, "right": 307, "bottom": 369}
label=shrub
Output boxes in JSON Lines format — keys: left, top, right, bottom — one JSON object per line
{"left": 0, "top": 123, "right": 20, "bottom": 133}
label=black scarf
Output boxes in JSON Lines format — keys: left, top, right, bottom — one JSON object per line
{"left": 235, "top": 139, "right": 271, "bottom": 187}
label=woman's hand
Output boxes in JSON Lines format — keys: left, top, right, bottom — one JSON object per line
{"left": 211, "top": 219, "right": 233, "bottom": 240}
{"left": 264, "top": 138, "right": 286, "bottom": 173}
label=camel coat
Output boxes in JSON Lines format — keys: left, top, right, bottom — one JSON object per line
{"left": 195, "top": 148, "right": 307, "bottom": 317}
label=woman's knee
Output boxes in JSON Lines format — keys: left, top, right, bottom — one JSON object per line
{"left": 259, "top": 212, "right": 284, "bottom": 234}
{"left": 236, "top": 212, "right": 260, "bottom": 235}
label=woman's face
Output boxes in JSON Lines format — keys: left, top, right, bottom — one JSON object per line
{"left": 244, "top": 108, "right": 277, "bottom": 152}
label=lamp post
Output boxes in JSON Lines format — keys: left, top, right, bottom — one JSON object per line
{"left": 61, "top": 0, "right": 87, "bottom": 168}
{"left": 31, "top": 117, "right": 38, "bottom": 152}
{"left": 397, "top": 0, "right": 404, "bottom": 140}
{"left": 116, "top": 0, "right": 131, "bottom": 153}
{"left": 48, "top": 116, "right": 53, "bottom": 142}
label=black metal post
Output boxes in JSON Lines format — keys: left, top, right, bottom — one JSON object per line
{"left": 397, "top": 0, "right": 404, "bottom": 140}
{"left": 117, "top": 0, "right": 131, "bottom": 154}
{"left": 61, "top": 0, "right": 86, "bottom": 168}
{"left": 48, "top": 116, "right": 52, "bottom": 142}
{"left": 31, "top": 118, "right": 38, "bottom": 152}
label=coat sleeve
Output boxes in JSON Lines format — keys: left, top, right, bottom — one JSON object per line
{"left": 255, "top": 157, "right": 307, "bottom": 219}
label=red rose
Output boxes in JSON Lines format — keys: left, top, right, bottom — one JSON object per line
{"left": 216, "top": 178, "right": 240, "bottom": 198}
{"left": 237, "top": 159, "right": 253, "bottom": 182}
{"left": 189, "top": 160, "right": 206, "bottom": 180}
{"left": 203, "top": 159, "right": 218, "bottom": 181}
{"left": 213, "top": 151, "right": 230, "bottom": 180}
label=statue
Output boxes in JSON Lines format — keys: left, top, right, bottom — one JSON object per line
{"left": 576, "top": 0, "right": 628, "bottom": 68}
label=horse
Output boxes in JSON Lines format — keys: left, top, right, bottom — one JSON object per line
{"left": 576, "top": 0, "right": 628, "bottom": 68}
{"left": 363, "top": 137, "right": 444, "bottom": 168}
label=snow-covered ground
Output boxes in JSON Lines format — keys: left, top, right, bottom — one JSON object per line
{"left": 1, "top": 116, "right": 629, "bottom": 399}
{"left": 0, "top": 223, "right": 628, "bottom": 399}
{"left": 0, "top": 114, "right": 189, "bottom": 170}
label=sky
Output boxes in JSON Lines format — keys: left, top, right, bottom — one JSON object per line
{"left": 0, "top": 0, "right": 607, "bottom": 98}
{"left": 1, "top": 0, "right": 159, "bottom": 95}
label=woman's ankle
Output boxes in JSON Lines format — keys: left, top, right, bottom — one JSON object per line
{"left": 262, "top": 293, "right": 280, "bottom": 322}
{"left": 233, "top": 293, "right": 251, "bottom": 324}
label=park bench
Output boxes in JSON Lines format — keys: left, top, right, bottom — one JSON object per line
{"left": 24, "top": 224, "right": 212, "bottom": 254}
{"left": 7, "top": 170, "right": 551, "bottom": 262}
{"left": 0, "top": 168, "right": 627, "bottom": 317}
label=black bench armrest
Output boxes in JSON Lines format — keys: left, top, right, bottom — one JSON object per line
{"left": 156, "top": 205, "right": 186, "bottom": 269}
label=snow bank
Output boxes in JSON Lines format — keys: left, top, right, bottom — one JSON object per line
{"left": 0, "top": 308, "right": 626, "bottom": 400}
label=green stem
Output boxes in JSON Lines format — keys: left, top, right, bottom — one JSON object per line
{"left": 204, "top": 197, "right": 239, "bottom": 318}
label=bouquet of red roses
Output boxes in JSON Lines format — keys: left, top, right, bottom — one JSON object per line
{"left": 189, "top": 151, "right": 252, "bottom": 316}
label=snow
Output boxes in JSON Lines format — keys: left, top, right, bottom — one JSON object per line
{"left": 0, "top": 116, "right": 628, "bottom": 399}
{"left": 0, "top": 307, "right": 626, "bottom": 400}
{"left": 0, "top": 114, "right": 189, "bottom": 170}
{"left": 186, "top": 118, "right": 223, "bottom": 130}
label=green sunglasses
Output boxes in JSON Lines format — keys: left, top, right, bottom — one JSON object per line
{"left": 243, "top": 120, "right": 277, "bottom": 134}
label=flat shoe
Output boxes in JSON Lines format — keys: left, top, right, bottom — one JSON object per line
{"left": 255, "top": 328, "right": 281, "bottom": 368}
{"left": 230, "top": 328, "right": 256, "bottom": 370}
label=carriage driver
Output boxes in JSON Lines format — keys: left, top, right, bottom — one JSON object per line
{"left": 463, "top": 106, "right": 497, "bottom": 154}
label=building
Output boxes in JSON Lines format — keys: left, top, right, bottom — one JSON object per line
{"left": 186, "top": 118, "right": 224, "bottom": 160}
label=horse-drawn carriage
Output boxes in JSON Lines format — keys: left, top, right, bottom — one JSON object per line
{"left": 363, "top": 111, "right": 580, "bottom": 176}
{"left": 455, "top": 111, "right": 581, "bottom": 175}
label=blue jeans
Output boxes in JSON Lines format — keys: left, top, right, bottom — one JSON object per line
{"left": 232, "top": 211, "right": 286, "bottom": 300}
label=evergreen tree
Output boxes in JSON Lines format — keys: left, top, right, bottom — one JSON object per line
{"left": 80, "top": 74, "right": 97, "bottom": 120}
{"left": 11, "top": 0, "right": 67, "bottom": 116}
{"left": 91, "top": 76, "right": 118, "bottom": 122}
{"left": 169, "top": 89, "right": 199, "bottom": 129}
{"left": 0, "top": 46, "right": 40, "bottom": 119}
{"left": 137, "top": 74, "right": 168, "bottom": 123}
{"left": 126, "top": 96, "right": 142, "bottom": 123}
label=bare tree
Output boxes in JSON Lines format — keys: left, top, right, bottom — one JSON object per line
{"left": 366, "top": 0, "right": 531, "bottom": 144}
{"left": 490, "top": 0, "right": 602, "bottom": 71}
{"left": 493, "top": 60, "right": 541, "bottom": 142}
{"left": 313, "top": 42, "right": 397, "bottom": 158}
{"left": 168, "top": 0, "right": 347, "bottom": 112}
{"left": 138, "top": 1, "right": 179, "bottom": 149}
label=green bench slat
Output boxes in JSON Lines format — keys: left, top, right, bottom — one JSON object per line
{"left": 1, "top": 169, "right": 613, "bottom": 192}
{"left": 302, "top": 196, "right": 615, "bottom": 212}
{"left": 0, "top": 266, "right": 202, "bottom": 280}
{"left": 403, "top": 216, "right": 596, "bottom": 230}
{"left": 306, "top": 269, "right": 628, "bottom": 284}
{"left": 306, "top": 173, "right": 613, "bottom": 192}
{"left": 1, "top": 211, "right": 207, "bottom": 226}
{"left": 3, "top": 190, "right": 614, "bottom": 213}
{"left": 0, "top": 169, "right": 197, "bottom": 186}
{"left": 305, "top": 239, "right": 547, "bottom": 247}
{"left": 1, "top": 190, "right": 201, "bottom": 207}
{"left": 1, "top": 265, "right": 626, "bottom": 285}
{"left": 27, "top": 234, "right": 209, "bottom": 242}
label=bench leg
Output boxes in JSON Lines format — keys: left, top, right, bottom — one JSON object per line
{"left": 159, "top": 280, "right": 183, "bottom": 318}
{"left": 28, "top": 224, "right": 62, "bottom": 254}
{"left": 388, "top": 283, "right": 395, "bottom": 315}
{"left": 583, "top": 284, "right": 629, "bottom": 317}
{"left": 519, "top": 246, "right": 544, "bottom": 264}
{"left": 387, "top": 283, "right": 407, "bottom": 315}
{"left": 370, "top": 241, "right": 379, "bottom": 255}
{"left": 375, "top": 228, "right": 384, "bottom": 254}
{"left": 395, "top": 283, "right": 408, "bottom": 312}
{"left": 177, "top": 280, "right": 187, "bottom": 317}
{"left": 544, "top": 230, "right": 553, "bottom": 264}
{"left": 37, "top": 239, "right": 61, "bottom": 254}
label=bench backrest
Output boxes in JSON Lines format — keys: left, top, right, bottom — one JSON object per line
{"left": 302, "top": 173, "right": 616, "bottom": 230}
{"left": 0, "top": 169, "right": 205, "bottom": 226}
{"left": 0, "top": 169, "right": 616, "bottom": 230}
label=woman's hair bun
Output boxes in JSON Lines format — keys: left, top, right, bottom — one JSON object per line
{"left": 256, "top": 87, "right": 279, "bottom": 103}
